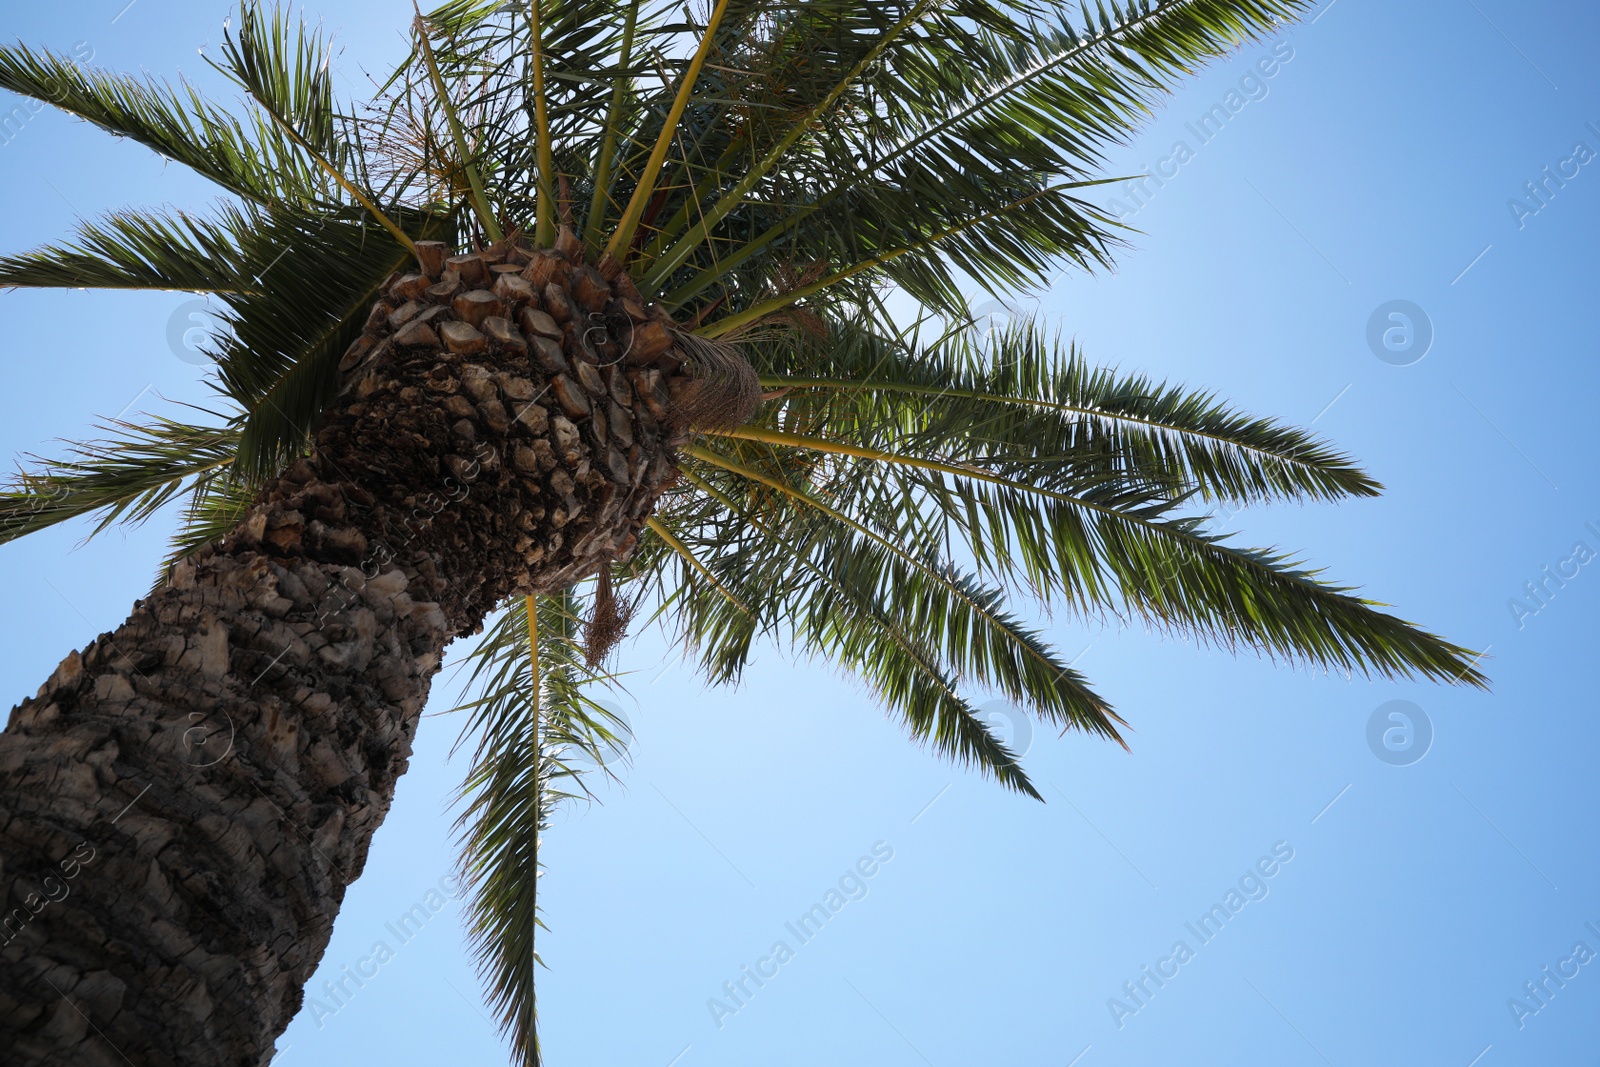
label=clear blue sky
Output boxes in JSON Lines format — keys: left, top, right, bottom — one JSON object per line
{"left": 2, "top": 2, "right": 1598, "bottom": 1065}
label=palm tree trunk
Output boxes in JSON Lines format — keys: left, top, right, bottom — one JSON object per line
{"left": 0, "top": 240, "right": 721, "bottom": 1065}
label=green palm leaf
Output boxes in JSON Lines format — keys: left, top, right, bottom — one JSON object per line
{"left": 0, "top": 415, "right": 239, "bottom": 546}
{"left": 660, "top": 467, "right": 1046, "bottom": 794}
{"left": 0, "top": 206, "right": 252, "bottom": 292}
{"left": 453, "top": 592, "right": 632, "bottom": 1067}
{"left": 682, "top": 444, "right": 1122, "bottom": 744}
{"left": 213, "top": 204, "right": 451, "bottom": 477}
{"left": 0, "top": 40, "right": 325, "bottom": 206}
{"left": 759, "top": 319, "right": 1382, "bottom": 506}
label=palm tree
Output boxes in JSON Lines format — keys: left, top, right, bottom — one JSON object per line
{"left": 0, "top": 0, "right": 1482, "bottom": 1063}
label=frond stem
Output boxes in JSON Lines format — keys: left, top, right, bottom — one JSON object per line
{"left": 583, "top": 1, "right": 642, "bottom": 256}
{"left": 244, "top": 87, "right": 416, "bottom": 256}
{"left": 414, "top": 9, "right": 504, "bottom": 244}
{"left": 527, "top": 0, "right": 556, "bottom": 247}
{"left": 601, "top": 0, "right": 732, "bottom": 266}
{"left": 644, "top": 514, "right": 753, "bottom": 616}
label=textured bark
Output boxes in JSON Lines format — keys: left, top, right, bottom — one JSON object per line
{"left": 0, "top": 239, "right": 713, "bottom": 1065}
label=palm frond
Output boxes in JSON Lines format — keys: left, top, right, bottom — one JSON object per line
{"left": 0, "top": 415, "right": 240, "bottom": 546}
{"left": 683, "top": 444, "right": 1123, "bottom": 743}
{"left": 644, "top": 0, "right": 1312, "bottom": 319}
{"left": 214, "top": 8, "right": 418, "bottom": 250}
{"left": 453, "top": 591, "right": 633, "bottom": 1067}
{"left": 708, "top": 423, "right": 1485, "bottom": 687}
{"left": 211, "top": 3, "right": 346, "bottom": 165}
{"left": 161, "top": 464, "right": 258, "bottom": 575}
{"left": 660, "top": 466, "right": 1045, "bottom": 795}
{"left": 758, "top": 319, "right": 1381, "bottom": 506}
{"left": 0, "top": 205, "right": 251, "bottom": 293}
{"left": 0, "top": 39, "right": 323, "bottom": 205}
